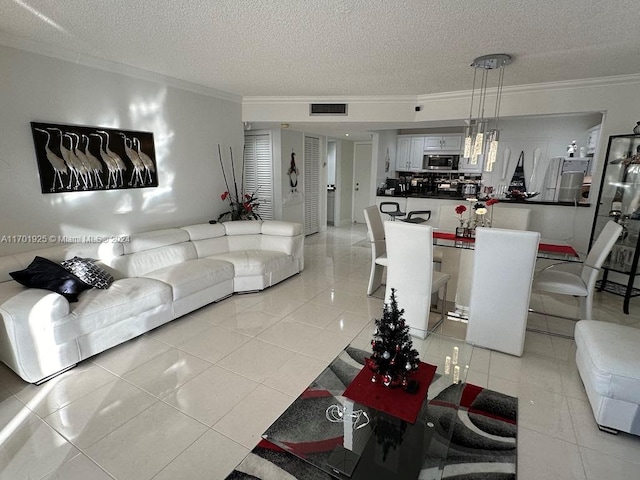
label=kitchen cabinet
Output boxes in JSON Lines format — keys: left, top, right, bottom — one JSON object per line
{"left": 396, "top": 136, "right": 411, "bottom": 171}
{"left": 396, "top": 136, "right": 424, "bottom": 171}
{"left": 397, "top": 134, "right": 463, "bottom": 171}
{"left": 590, "top": 134, "right": 640, "bottom": 313}
{"left": 423, "top": 135, "right": 462, "bottom": 153}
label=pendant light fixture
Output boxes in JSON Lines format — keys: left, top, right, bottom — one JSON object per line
{"left": 463, "top": 54, "right": 512, "bottom": 170}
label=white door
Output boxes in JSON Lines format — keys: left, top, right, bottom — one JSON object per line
{"left": 304, "top": 135, "right": 320, "bottom": 235}
{"left": 353, "top": 143, "right": 373, "bottom": 224}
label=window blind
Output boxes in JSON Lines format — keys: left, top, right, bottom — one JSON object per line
{"left": 243, "top": 133, "right": 273, "bottom": 220}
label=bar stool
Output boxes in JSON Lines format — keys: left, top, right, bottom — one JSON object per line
{"left": 403, "top": 210, "right": 431, "bottom": 224}
{"left": 379, "top": 202, "right": 405, "bottom": 221}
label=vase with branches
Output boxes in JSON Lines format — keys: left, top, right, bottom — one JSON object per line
{"left": 217, "top": 144, "right": 261, "bottom": 222}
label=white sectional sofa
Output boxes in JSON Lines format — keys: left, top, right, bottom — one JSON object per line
{"left": 575, "top": 320, "right": 640, "bottom": 435}
{"left": 0, "top": 221, "right": 304, "bottom": 383}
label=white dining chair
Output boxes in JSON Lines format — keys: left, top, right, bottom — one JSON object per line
{"left": 532, "top": 220, "right": 622, "bottom": 320}
{"left": 363, "top": 205, "right": 388, "bottom": 295}
{"left": 466, "top": 227, "right": 540, "bottom": 356}
{"left": 384, "top": 221, "right": 450, "bottom": 338}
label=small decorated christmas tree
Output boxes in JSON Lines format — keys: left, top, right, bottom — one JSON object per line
{"left": 368, "top": 288, "right": 420, "bottom": 388}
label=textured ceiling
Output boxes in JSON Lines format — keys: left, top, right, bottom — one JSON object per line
{"left": 2, "top": 0, "right": 640, "bottom": 98}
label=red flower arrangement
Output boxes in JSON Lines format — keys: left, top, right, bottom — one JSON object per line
{"left": 455, "top": 204, "right": 468, "bottom": 227}
{"left": 486, "top": 198, "right": 499, "bottom": 206}
{"left": 217, "top": 145, "right": 261, "bottom": 221}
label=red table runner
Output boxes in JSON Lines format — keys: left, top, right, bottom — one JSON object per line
{"left": 432, "top": 231, "right": 578, "bottom": 257}
{"left": 342, "top": 361, "right": 437, "bottom": 424}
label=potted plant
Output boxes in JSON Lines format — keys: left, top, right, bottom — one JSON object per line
{"left": 217, "top": 144, "right": 262, "bottom": 222}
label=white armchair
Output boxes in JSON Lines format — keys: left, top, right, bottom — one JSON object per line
{"left": 363, "top": 205, "right": 388, "bottom": 295}
{"left": 533, "top": 220, "right": 622, "bottom": 320}
{"left": 466, "top": 227, "right": 540, "bottom": 356}
{"left": 384, "top": 221, "right": 450, "bottom": 338}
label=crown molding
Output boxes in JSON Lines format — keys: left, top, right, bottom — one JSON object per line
{"left": 244, "top": 74, "right": 640, "bottom": 106}
{"left": 0, "top": 32, "right": 242, "bottom": 103}
{"left": 242, "top": 95, "right": 417, "bottom": 105}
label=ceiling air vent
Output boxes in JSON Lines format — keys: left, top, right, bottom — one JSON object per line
{"left": 309, "top": 103, "right": 348, "bottom": 116}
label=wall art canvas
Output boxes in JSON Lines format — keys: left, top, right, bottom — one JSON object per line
{"left": 30, "top": 122, "right": 158, "bottom": 193}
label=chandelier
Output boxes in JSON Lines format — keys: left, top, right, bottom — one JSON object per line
{"left": 463, "top": 54, "right": 512, "bottom": 171}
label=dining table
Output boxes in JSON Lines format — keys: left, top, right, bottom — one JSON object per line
{"left": 431, "top": 229, "right": 580, "bottom": 320}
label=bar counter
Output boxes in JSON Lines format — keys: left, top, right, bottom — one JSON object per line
{"left": 375, "top": 195, "right": 595, "bottom": 255}
{"left": 376, "top": 192, "right": 590, "bottom": 207}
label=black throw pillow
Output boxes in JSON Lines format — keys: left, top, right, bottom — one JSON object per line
{"left": 9, "top": 256, "right": 92, "bottom": 302}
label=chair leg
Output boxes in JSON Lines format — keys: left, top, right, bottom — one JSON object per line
{"left": 427, "top": 283, "right": 449, "bottom": 334}
{"left": 368, "top": 264, "right": 385, "bottom": 295}
{"left": 440, "top": 283, "right": 448, "bottom": 324}
{"left": 580, "top": 295, "right": 592, "bottom": 320}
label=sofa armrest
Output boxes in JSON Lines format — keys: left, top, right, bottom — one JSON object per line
{"left": 0, "top": 289, "right": 72, "bottom": 382}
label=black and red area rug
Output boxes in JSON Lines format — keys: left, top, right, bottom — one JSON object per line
{"left": 225, "top": 348, "right": 517, "bottom": 479}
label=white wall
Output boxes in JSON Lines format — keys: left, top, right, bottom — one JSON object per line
{"left": 280, "top": 128, "right": 305, "bottom": 224}
{"left": 481, "top": 113, "right": 603, "bottom": 193}
{"left": 0, "top": 45, "right": 243, "bottom": 255}
{"left": 374, "top": 130, "right": 398, "bottom": 187}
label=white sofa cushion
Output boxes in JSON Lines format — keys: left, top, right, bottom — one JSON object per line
{"left": 0, "top": 280, "right": 29, "bottom": 304}
{"left": 108, "top": 243, "right": 197, "bottom": 278}
{"left": 0, "top": 242, "right": 123, "bottom": 283}
{"left": 261, "top": 221, "right": 303, "bottom": 237}
{"left": 181, "top": 223, "right": 226, "bottom": 241}
{"left": 223, "top": 221, "right": 263, "bottom": 235}
{"left": 123, "top": 229, "right": 189, "bottom": 254}
{"left": 0, "top": 255, "right": 25, "bottom": 283}
{"left": 575, "top": 320, "right": 640, "bottom": 405}
{"left": 143, "top": 258, "right": 234, "bottom": 301}
{"left": 54, "top": 277, "right": 172, "bottom": 343}
{"left": 208, "top": 250, "right": 293, "bottom": 277}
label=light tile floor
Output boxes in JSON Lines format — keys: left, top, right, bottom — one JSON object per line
{"left": 1, "top": 224, "right": 639, "bottom": 479}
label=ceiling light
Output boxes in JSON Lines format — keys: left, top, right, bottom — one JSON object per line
{"left": 280, "top": 123, "right": 289, "bottom": 128}
{"left": 345, "top": 133, "right": 350, "bottom": 137}
{"left": 463, "top": 54, "right": 512, "bottom": 171}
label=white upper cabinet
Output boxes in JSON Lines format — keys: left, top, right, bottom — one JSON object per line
{"left": 396, "top": 136, "right": 411, "bottom": 171}
{"left": 396, "top": 136, "right": 424, "bottom": 171}
{"left": 408, "top": 137, "right": 424, "bottom": 170}
{"left": 396, "top": 134, "right": 463, "bottom": 171}
{"left": 423, "top": 135, "right": 463, "bottom": 153}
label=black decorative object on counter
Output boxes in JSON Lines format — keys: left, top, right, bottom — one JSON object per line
{"left": 634, "top": 122, "right": 640, "bottom": 135}
{"left": 508, "top": 151, "right": 527, "bottom": 192}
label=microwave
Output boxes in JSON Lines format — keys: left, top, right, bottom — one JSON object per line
{"left": 423, "top": 154, "right": 459, "bottom": 170}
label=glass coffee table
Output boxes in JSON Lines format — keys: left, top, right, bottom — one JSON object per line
{"left": 262, "top": 329, "right": 475, "bottom": 480}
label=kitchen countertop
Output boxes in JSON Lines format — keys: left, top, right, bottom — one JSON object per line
{"left": 377, "top": 192, "right": 590, "bottom": 207}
